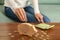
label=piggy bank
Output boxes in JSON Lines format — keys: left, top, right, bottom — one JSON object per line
{"left": 17, "top": 23, "right": 37, "bottom": 37}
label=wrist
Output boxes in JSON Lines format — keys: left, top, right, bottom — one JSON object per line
{"left": 35, "top": 12, "right": 41, "bottom": 14}
{"left": 35, "top": 11, "right": 41, "bottom": 14}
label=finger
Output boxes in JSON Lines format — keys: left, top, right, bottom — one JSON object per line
{"left": 19, "top": 8, "right": 26, "bottom": 21}
{"left": 22, "top": 8, "right": 27, "bottom": 21}
{"left": 18, "top": 9, "right": 25, "bottom": 21}
{"left": 21, "top": 8, "right": 27, "bottom": 21}
{"left": 36, "top": 16, "right": 40, "bottom": 22}
{"left": 18, "top": 9, "right": 24, "bottom": 19}
{"left": 16, "top": 9, "right": 23, "bottom": 20}
{"left": 37, "top": 15, "right": 44, "bottom": 23}
{"left": 41, "top": 19, "right": 44, "bottom": 23}
{"left": 40, "top": 17, "right": 44, "bottom": 23}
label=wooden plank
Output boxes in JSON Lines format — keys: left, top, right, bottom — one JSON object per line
{"left": 0, "top": 23, "right": 60, "bottom": 40}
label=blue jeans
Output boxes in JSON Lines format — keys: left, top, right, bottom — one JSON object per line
{"left": 5, "top": 6, "right": 50, "bottom": 22}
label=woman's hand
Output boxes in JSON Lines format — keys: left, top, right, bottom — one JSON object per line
{"left": 14, "top": 8, "right": 27, "bottom": 22}
{"left": 35, "top": 13, "right": 44, "bottom": 23}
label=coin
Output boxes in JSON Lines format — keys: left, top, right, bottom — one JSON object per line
{"left": 10, "top": 35, "right": 15, "bottom": 38}
{"left": 8, "top": 33, "right": 12, "bottom": 35}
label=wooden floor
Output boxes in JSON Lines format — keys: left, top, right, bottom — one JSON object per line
{"left": 0, "top": 23, "right": 60, "bottom": 40}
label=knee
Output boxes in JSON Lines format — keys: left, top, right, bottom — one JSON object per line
{"left": 43, "top": 16, "right": 50, "bottom": 23}
{"left": 26, "top": 13, "right": 38, "bottom": 22}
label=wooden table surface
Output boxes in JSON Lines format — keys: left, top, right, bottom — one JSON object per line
{"left": 0, "top": 23, "right": 60, "bottom": 40}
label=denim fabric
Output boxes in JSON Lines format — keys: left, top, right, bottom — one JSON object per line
{"left": 5, "top": 6, "right": 50, "bottom": 22}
